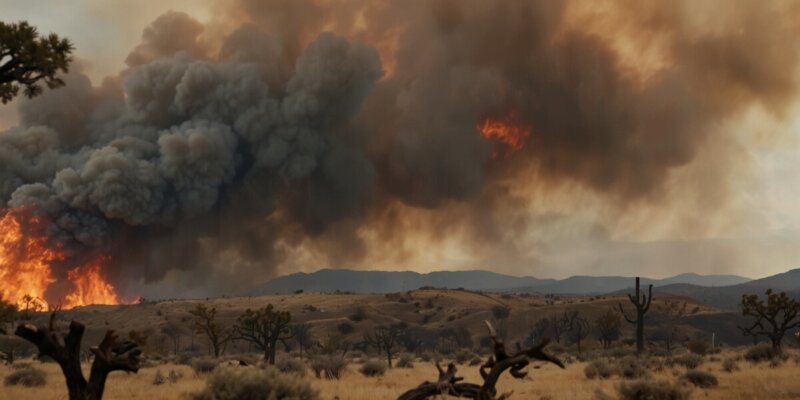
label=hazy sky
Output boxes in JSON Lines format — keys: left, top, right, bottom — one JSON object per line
{"left": 1, "top": 0, "right": 800, "bottom": 297}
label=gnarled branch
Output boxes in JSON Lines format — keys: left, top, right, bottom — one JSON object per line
{"left": 397, "top": 320, "right": 564, "bottom": 400}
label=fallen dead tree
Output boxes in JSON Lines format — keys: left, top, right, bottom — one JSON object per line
{"left": 14, "top": 308, "right": 142, "bottom": 400}
{"left": 397, "top": 320, "right": 564, "bottom": 400}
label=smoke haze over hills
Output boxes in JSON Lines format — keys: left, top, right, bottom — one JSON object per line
{"left": 1, "top": 0, "right": 800, "bottom": 299}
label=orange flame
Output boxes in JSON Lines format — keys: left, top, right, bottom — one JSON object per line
{"left": 65, "top": 258, "right": 120, "bottom": 308}
{"left": 0, "top": 207, "right": 123, "bottom": 309}
{"left": 478, "top": 112, "right": 532, "bottom": 159}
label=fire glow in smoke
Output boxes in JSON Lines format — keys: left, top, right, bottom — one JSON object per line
{"left": 0, "top": 207, "right": 122, "bottom": 309}
{"left": 478, "top": 113, "right": 531, "bottom": 159}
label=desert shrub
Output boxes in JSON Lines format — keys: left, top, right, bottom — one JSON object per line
{"left": 275, "top": 357, "right": 306, "bottom": 376}
{"left": 153, "top": 369, "right": 166, "bottom": 385}
{"left": 4, "top": 366, "right": 46, "bottom": 387}
{"left": 11, "top": 362, "right": 31, "bottom": 370}
{"left": 359, "top": 359, "right": 387, "bottom": 377}
{"left": 608, "top": 347, "right": 635, "bottom": 359}
{"left": 770, "top": 356, "right": 784, "bottom": 368}
{"left": 469, "top": 356, "right": 482, "bottom": 366}
{"left": 454, "top": 349, "right": 475, "bottom": 365}
{"left": 686, "top": 338, "right": 709, "bottom": 355}
{"left": 419, "top": 351, "right": 434, "bottom": 362}
{"left": 681, "top": 370, "right": 718, "bottom": 388}
{"left": 491, "top": 305, "right": 510, "bottom": 320}
{"left": 396, "top": 353, "right": 414, "bottom": 369}
{"left": 191, "top": 366, "right": 318, "bottom": 400}
{"left": 721, "top": 358, "right": 739, "bottom": 372}
{"left": 168, "top": 369, "right": 183, "bottom": 383}
{"left": 349, "top": 308, "right": 367, "bottom": 322}
{"left": 192, "top": 357, "right": 220, "bottom": 374}
{"left": 616, "top": 356, "right": 650, "bottom": 379}
{"left": 309, "top": 354, "right": 348, "bottom": 380}
{"left": 744, "top": 344, "right": 783, "bottom": 363}
{"left": 617, "top": 379, "right": 690, "bottom": 400}
{"left": 670, "top": 354, "right": 703, "bottom": 369}
{"left": 337, "top": 322, "right": 355, "bottom": 335}
{"left": 585, "top": 359, "right": 614, "bottom": 379}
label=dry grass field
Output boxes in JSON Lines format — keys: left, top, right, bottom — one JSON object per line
{"left": 3, "top": 350, "right": 800, "bottom": 399}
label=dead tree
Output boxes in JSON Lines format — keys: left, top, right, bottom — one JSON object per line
{"left": 14, "top": 310, "right": 142, "bottom": 400}
{"left": 397, "top": 321, "right": 564, "bottom": 400}
{"left": 364, "top": 324, "right": 402, "bottom": 367}
{"left": 618, "top": 277, "right": 652, "bottom": 355}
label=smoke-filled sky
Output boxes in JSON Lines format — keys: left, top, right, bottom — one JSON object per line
{"left": 1, "top": 0, "right": 800, "bottom": 298}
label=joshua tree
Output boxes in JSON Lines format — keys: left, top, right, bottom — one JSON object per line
{"left": 0, "top": 21, "right": 74, "bottom": 103}
{"left": 595, "top": 308, "right": 621, "bottom": 349}
{"left": 14, "top": 309, "right": 141, "bottom": 400}
{"left": 397, "top": 321, "right": 564, "bottom": 400}
{"left": 188, "top": 303, "right": 230, "bottom": 358}
{"left": 618, "top": 277, "right": 652, "bottom": 354}
{"left": 231, "top": 304, "right": 294, "bottom": 364}
{"left": 738, "top": 289, "right": 800, "bottom": 353}
{"left": 364, "top": 324, "right": 403, "bottom": 368}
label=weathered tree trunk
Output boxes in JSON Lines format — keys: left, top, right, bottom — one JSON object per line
{"left": 15, "top": 312, "right": 141, "bottom": 400}
{"left": 618, "top": 277, "right": 652, "bottom": 355}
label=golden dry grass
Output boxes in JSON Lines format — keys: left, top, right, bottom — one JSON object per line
{"left": 3, "top": 353, "right": 800, "bottom": 400}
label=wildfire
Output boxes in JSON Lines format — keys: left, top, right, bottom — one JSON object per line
{"left": 0, "top": 207, "right": 122, "bottom": 309}
{"left": 478, "top": 112, "right": 532, "bottom": 159}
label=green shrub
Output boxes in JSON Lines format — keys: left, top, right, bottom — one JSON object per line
{"left": 618, "top": 379, "right": 690, "bottom": 400}
{"left": 309, "top": 354, "right": 347, "bottom": 380}
{"left": 681, "top": 370, "right": 718, "bottom": 388}
{"left": 585, "top": 359, "right": 614, "bottom": 379}
{"left": 469, "top": 356, "right": 482, "bottom": 366}
{"left": 358, "top": 359, "right": 387, "bottom": 377}
{"left": 4, "top": 366, "right": 46, "bottom": 387}
{"left": 191, "top": 366, "right": 318, "bottom": 400}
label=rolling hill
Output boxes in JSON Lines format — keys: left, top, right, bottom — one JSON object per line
{"left": 249, "top": 268, "right": 750, "bottom": 296}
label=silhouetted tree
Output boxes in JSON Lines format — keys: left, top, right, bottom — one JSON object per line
{"left": 595, "top": 309, "right": 621, "bottom": 349}
{"left": 291, "top": 322, "right": 313, "bottom": 357}
{"left": 364, "top": 324, "right": 402, "bottom": 367}
{"left": 15, "top": 309, "right": 141, "bottom": 400}
{"left": 547, "top": 313, "right": 567, "bottom": 344}
{"left": 618, "top": 277, "right": 652, "bottom": 355}
{"left": 658, "top": 300, "right": 687, "bottom": 353}
{"left": 231, "top": 304, "right": 293, "bottom": 364}
{"left": 161, "top": 322, "right": 186, "bottom": 355}
{"left": 188, "top": 303, "right": 230, "bottom": 358}
{"left": 562, "top": 311, "right": 590, "bottom": 353}
{"left": 0, "top": 298, "right": 16, "bottom": 335}
{"left": 739, "top": 289, "right": 800, "bottom": 353}
{"left": 0, "top": 21, "right": 73, "bottom": 103}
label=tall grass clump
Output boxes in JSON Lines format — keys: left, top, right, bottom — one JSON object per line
{"left": 618, "top": 379, "right": 690, "bottom": 400}
{"left": 3, "top": 366, "right": 46, "bottom": 387}
{"left": 585, "top": 359, "right": 614, "bottom": 379}
{"left": 191, "top": 366, "right": 318, "bottom": 400}
{"left": 309, "top": 354, "right": 348, "bottom": 380}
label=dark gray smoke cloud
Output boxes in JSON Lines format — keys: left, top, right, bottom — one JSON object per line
{"left": 2, "top": 0, "right": 799, "bottom": 297}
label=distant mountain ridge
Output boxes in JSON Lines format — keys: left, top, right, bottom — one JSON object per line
{"left": 653, "top": 268, "right": 800, "bottom": 310}
{"left": 249, "top": 268, "right": 751, "bottom": 296}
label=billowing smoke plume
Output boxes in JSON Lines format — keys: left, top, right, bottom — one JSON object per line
{"left": 2, "top": 1, "right": 799, "bottom": 297}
